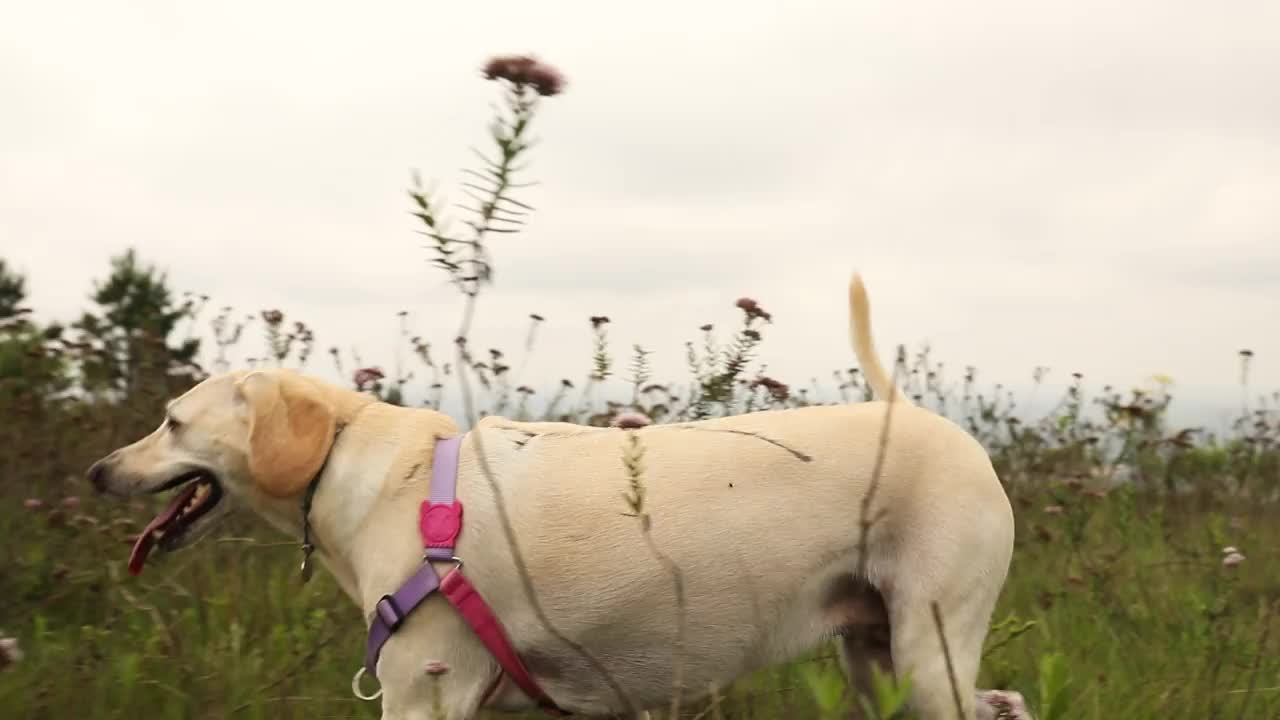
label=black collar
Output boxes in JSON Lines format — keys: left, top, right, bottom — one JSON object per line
{"left": 299, "top": 420, "right": 348, "bottom": 583}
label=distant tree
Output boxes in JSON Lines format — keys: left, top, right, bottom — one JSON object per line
{"left": 0, "top": 258, "right": 26, "bottom": 319}
{"left": 0, "top": 259, "right": 70, "bottom": 404}
{"left": 73, "top": 249, "right": 201, "bottom": 400}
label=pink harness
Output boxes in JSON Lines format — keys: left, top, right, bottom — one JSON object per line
{"left": 363, "top": 435, "right": 567, "bottom": 716}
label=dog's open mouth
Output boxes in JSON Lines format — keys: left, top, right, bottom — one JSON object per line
{"left": 128, "top": 471, "right": 223, "bottom": 576}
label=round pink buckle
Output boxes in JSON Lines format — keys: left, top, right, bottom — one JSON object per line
{"left": 419, "top": 500, "right": 463, "bottom": 548}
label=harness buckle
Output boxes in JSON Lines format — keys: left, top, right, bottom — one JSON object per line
{"left": 420, "top": 500, "right": 464, "bottom": 550}
{"left": 374, "top": 594, "right": 406, "bottom": 631}
{"left": 423, "top": 554, "right": 465, "bottom": 570}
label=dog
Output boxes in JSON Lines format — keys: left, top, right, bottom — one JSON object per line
{"left": 87, "top": 273, "right": 1018, "bottom": 719}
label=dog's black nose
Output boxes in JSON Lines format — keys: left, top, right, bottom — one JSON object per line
{"left": 87, "top": 459, "right": 110, "bottom": 493}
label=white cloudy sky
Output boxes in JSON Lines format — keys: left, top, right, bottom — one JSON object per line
{"left": 3, "top": 0, "right": 1277, "bottom": 427}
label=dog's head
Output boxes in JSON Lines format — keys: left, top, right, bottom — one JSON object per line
{"left": 87, "top": 369, "right": 338, "bottom": 575}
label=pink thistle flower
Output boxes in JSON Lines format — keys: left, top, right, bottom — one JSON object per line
{"left": 353, "top": 367, "right": 385, "bottom": 391}
{"left": 611, "top": 412, "right": 653, "bottom": 429}
{"left": 481, "top": 55, "right": 565, "bottom": 97}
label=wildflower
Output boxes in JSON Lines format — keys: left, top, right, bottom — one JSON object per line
{"left": 752, "top": 376, "right": 790, "bottom": 401}
{"left": 481, "top": 55, "right": 565, "bottom": 97}
{"left": 735, "top": 297, "right": 773, "bottom": 321}
{"left": 977, "top": 690, "right": 1032, "bottom": 719}
{"left": 23, "top": 498, "right": 43, "bottom": 511}
{"left": 611, "top": 412, "right": 652, "bottom": 429}
{"left": 530, "top": 313, "right": 545, "bottom": 322}
{"left": 700, "top": 324, "right": 713, "bottom": 332}
{"left": 0, "top": 635, "right": 22, "bottom": 670}
{"left": 261, "top": 309, "right": 284, "bottom": 326}
{"left": 353, "top": 367, "right": 385, "bottom": 391}
{"left": 589, "top": 315, "right": 610, "bottom": 329}
{"left": 61, "top": 496, "right": 80, "bottom": 509}
{"left": 1222, "top": 552, "right": 1245, "bottom": 568}
{"left": 742, "top": 329, "right": 761, "bottom": 341}
{"left": 1222, "top": 546, "right": 1238, "bottom": 555}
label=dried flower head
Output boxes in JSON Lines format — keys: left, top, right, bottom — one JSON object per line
{"left": 261, "top": 309, "right": 284, "bottom": 326}
{"left": 353, "top": 367, "right": 385, "bottom": 391}
{"left": 735, "top": 297, "right": 772, "bottom": 322}
{"left": 977, "top": 689, "right": 1032, "bottom": 719}
{"left": 590, "top": 315, "right": 610, "bottom": 329}
{"left": 611, "top": 412, "right": 653, "bottom": 429}
{"left": 752, "top": 376, "right": 790, "bottom": 401}
{"left": 481, "top": 54, "right": 565, "bottom": 96}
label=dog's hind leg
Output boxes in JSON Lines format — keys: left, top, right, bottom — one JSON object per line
{"left": 882, "top": 547, "right": 1009, "bottom": 720}
{"left": 825, "top": 574, "right": 896, "bottom": 718}
{"left": 837, "top": 627, "right": 895, "bottom": 719}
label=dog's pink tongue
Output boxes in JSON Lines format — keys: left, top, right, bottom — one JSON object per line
{"left": 128, "top": 483, "right": 199, "bottom": 576}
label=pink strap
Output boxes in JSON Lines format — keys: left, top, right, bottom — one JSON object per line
{"left": 363, "top": 435, "right": 567, "bottom": 716}
{"left": 440, "top": 570, "right": 568, "bottom": 715}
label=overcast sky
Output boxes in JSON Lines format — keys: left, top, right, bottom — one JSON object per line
{"left": 3, "top": 0, "right": 1277, "bottom": 428}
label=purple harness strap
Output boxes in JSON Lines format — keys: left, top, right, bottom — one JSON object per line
{"left": 364, "top": 435, "right": 462, "bottom": 673}
{"left": 362, "top": 435, "right": 567, "bottom": 716}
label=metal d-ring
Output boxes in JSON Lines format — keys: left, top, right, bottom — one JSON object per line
{"left": 351, "top": 666, "right": 383, "bottom": 701}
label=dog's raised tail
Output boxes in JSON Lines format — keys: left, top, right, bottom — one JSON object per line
{"left": 848, "top": 273, "right": 910, "bottom": 405}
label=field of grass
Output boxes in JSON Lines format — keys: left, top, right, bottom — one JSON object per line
{"left": 3, "top": 330, "right": 1278, "bottom": 719}
{"left": 3, "top": 54, "right": 1278, "bottom": 720}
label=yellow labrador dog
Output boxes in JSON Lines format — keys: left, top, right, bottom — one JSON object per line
{"left": 87, "top": 274, "right": 1018, "bottom": 720}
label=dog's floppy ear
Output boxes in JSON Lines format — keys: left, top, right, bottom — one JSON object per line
{"left": 235, "top": 371, "right": 337, "bottom": 498}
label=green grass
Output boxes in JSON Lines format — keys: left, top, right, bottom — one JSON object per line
{"left": 3, "top": 416, "right": 1277, "bottom": 719}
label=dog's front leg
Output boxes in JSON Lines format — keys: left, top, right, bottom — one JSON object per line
{"left": 373, "top": 616, "right": 500, "bottom": 720}
{"left": 376, "top": 658, "right": 495, "bottom": 720}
